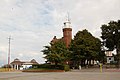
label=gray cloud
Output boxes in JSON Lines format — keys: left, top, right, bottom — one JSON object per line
{"left": 0, "top": 0, "right": 120, "bottom": 66}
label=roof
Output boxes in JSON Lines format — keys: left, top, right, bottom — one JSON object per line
{"left": 50, "top": 36, "right": 63, "bottom": 45}
{"left": 30, "top": 59, "right": 39, "bottom": 64}
{"left": 10, "top": 58, "right": 39, "bottom": 65}
{"left": 11, "top": 58, "right": 23, "bottom": 65}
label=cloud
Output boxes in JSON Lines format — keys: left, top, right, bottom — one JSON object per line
{"left": 0, "top": 0, "right": 120, "bottom": 66}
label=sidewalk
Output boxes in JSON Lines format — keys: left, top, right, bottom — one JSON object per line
{"left": 71, "top": 68, "right": 120, "bottom": 72}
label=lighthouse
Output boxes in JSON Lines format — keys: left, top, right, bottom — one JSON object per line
{"left": 63, "top": 14, "right": 72, "bottom": 48}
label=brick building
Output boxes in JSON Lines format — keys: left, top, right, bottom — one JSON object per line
{"left": 51, "top": 17, "right": 72, "bottom": 48}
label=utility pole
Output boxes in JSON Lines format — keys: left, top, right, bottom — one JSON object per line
{"left": 8, "top": 36, "right": 12, "bottom": 71}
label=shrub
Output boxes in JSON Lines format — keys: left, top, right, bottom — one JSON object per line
{"left": 32, "top": 64, "right": 70, "bottom": 71}
{"left": 64, "top": 65, "right": 70, "bottom": 71}
{"left": 32, "top": 64, "right": 64, "bottom": 70}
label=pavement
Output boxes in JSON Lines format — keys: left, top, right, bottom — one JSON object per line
{"left": 0, "top": 69, "right": 120, "bottom": 80}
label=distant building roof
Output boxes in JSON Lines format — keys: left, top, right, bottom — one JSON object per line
{"left": 50, "top": 36, "right": 63, "bottom": 45}
{"left": 11, "top": 58, "right": 39, "bottom": 65}
{"left": 11, "top": 58, "right": 23, "bottom": 65}
{"left": 30, "top": 59, "right": 39, "bottom": 64}
{"left": 51, "top": 36, "right": 59, "bottom": 44}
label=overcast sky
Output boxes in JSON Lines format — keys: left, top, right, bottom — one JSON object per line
{"left": 0, "top": 0, "right": 120, "bottom": 66}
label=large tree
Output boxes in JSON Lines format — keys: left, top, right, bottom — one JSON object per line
{"left": 69, "top": 29, "right": 102, "bottom": 67}
{"left": 101, "top": 20, "right": 120, "bottom": 66}
{"left": 42, "top": 40, "right": 69, "bottom": 65}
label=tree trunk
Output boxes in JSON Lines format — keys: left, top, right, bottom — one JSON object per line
{"left": 117, "top": 47, "right": 120, "bottom": 68}
{"left": 83, "top": 59, "right": 86, "bottom": 66}
{"left": 55, "top": 62, "right": 58, "bottom": 66}
{"left": 93, "top": 59, "right": 95, "bottom": 65}
{"left": 89, "top": 60, "right": 91, "bottom": 66}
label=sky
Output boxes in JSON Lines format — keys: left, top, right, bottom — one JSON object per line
{"left": 0, "top": 0, "right": 120, "bottom": 67}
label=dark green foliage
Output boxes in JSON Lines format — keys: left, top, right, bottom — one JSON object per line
{"left": 32, "top": 64, "right": 65, "bottom": 70}
{"left": 42, "top": 40, "right": 70, "bottom": 65}
{"left": 64, "top": 65, "right": 70, "bottom": 71}
{"left": 101, "top": 20, "right": 120, "bottom": 51}
{"left": 32, "top": 64, "right": 70, "bottom": 71}
{"left": 101, "top": 20, "right": 120, "bottom": 66}
{"left": 42, "top": 29, "right": 104, "bottom": 68}
{"left": 69, "top": 29, "right": 102, "bottom": 66}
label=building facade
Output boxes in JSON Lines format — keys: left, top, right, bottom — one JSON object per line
{"left": 105, "top": 51, "right": 114, "bottom": 64}
{"left": 63, "top": 18, "right": 72, "bottom": 48}
{"left": 51, "top": 16, "right": 72, "bottom": 48}
{"left": 10, "top": 58, "right": 38, "bottom": 70}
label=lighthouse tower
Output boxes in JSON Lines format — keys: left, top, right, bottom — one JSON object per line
{"left": 63, "top": 14, "right": 72, "bottom": 48}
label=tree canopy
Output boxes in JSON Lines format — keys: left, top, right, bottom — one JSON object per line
{"left": 69, "top": 29, "right": 102, "bottom": 66}
{"left": 42, "top": 29, "right": 103, "bottom": 67}
{"left": 101, "top": 20, "right": 120, "bottom": 51}
{"left": 42, "top": 40, "right": 69, "bottom": 65}
{"left": 101, "top": 20, "right": 120, "bottom": 66}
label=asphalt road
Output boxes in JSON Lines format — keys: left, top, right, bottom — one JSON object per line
{"left": 0, "top": 70, "right": 120, "bottom": 80}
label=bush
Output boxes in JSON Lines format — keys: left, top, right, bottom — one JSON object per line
{"left": 64, "top": 65, "right": 70, "bottom": 71}
{"left": 32, "top": 64, "right": 70, "bottom": 71}
{"left": 32, "top": 64, "right": 64, "bottom": 70}
{"left": 110, "top": 61, "right": 117, "bottom": 65}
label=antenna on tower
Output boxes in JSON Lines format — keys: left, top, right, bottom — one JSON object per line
{"left": 67, "top": 12, "right": 70, "bottom": 21}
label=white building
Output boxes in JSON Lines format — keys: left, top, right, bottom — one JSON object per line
{"left": 11, "top": 58, "right": 39, "bottom": 70}
{"left": 105, "top": 51, "right": 114, "bottom": 64}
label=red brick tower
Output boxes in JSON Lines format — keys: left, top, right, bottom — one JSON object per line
{"left": 63, "top": 16, "right": 72, "bottom": 48}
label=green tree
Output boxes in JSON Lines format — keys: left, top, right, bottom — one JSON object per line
{"left": 101, "top": 20, "right": 120, "bottom": 66}
{"left": 42, "top": 40, "right": 69, "bottom": 65}
{"left": 69, "top": 29, "right": 102, "bottom": 67}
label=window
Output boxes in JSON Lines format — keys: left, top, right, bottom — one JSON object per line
{"left": 109, "top": 58, "right": 111, "bottom": 60}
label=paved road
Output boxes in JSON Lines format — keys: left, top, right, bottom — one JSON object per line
{"left": 0, "top": 70, "right": 120, "bottom": 80}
